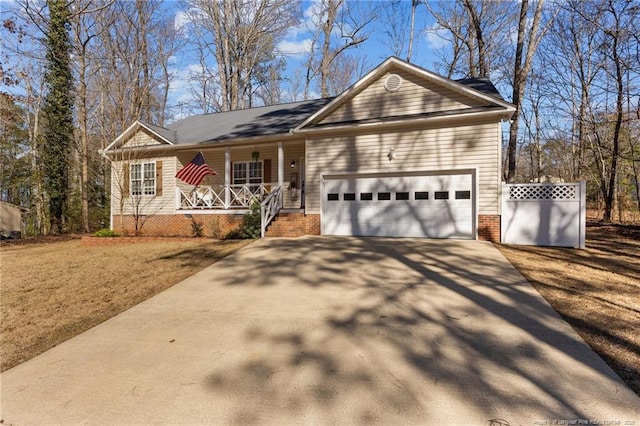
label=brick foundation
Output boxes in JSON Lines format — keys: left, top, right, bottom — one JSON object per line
{"left": 477, "top": 214, "right": 501, "bottom": 242}
{"left": 112, "top": 213, "right": 500, "bottom": 241}
{"left": 112, "top": 214, "right": 244, "bottom": 238}
{"left": 305, "top": 214, "right": 321, "bottom": 235}
{"left": 265, "top": 213, "right": 321, "bottom": 237}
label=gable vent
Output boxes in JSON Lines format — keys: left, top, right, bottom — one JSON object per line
{"left": 384, "top": 74, "right": 402, "bottom": 92}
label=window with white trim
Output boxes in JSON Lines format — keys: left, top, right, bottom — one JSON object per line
{"left": 130, "top": 162, "right": 156, "bottom": 196}
{"left": 233, "top": 161, "right": 262, "bottom": 185}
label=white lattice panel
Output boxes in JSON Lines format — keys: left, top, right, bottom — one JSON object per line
{"left": 502, "top": 182, "right": 586, "bottom": 248}
{"left": 507, "top": 184, "right": 577, "bottom": 201}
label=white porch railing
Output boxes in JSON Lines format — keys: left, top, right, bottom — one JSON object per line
{"left": 176, "top": 183, "right": 275, "bottom": 210}
{"left": 260, "top": 185, "right": 282, "bottom": 237}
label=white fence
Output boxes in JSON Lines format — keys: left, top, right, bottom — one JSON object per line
{"left": 176, "top": 183, "right": 275, "bottom": 210}
{"left": 501, "top": 182, "right": 586, "bottom": 249}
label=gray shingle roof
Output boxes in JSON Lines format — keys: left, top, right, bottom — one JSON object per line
{"left": 166, "top": 98, "right": 333, "bottom": 144}
{"left": 140, "top": 78, "right": 505, "bottom": 146}
{"left": 141, "top": 121, "right": 177, "bottom": 143}
{"left": 455, "top": 77, "right": 505, "bottom": 101}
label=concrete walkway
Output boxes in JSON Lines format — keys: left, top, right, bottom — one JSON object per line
{"left": 2, "top": 237, "right": 639, "bottom": 425}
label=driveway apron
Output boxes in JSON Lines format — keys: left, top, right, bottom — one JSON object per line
{"left": 2, "top": 237, "right": 639, "bottom": 425}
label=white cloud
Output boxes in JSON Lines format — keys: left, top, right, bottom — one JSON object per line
{"left": 276, "top": 39, "right": 312, "bottom": 56}
{"left": 424, "top": 23, "right": 451, "bottom": 51}
{"left": 174, "top": 10, "right": 190, "bottom": 31}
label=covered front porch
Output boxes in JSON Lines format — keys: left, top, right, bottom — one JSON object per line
{"left": 174, "top": 140, "right": 305, "bottom": 235}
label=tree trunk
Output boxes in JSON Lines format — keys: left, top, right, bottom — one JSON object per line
{"left": 603, "top": 30, "right": 623, "bottom": 222}
{"left": 406, "top": 0, "right": 418, "bottom": 62}
{"left": 462, "top": 0, "right": 487, "bottom": 77}
{"left": 506, "top": 0, "right": 545, "bottom": 183}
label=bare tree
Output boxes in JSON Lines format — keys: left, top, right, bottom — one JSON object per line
{"left": 536, "top": 0, "right": 602, "bottom": 185}
{"left": 184, "top": 0, "right": 300, "bottom": 111}
{"left": 578, "top": 0, "right": 639, "bottom": 221}
{"left": 380, "top": 0, "right": 422, "bottom": 62}
{"left": 505, "top": 0, "right": 550, "bottom": 183}
{"left": 305, "top": 0, "right": 375, "bottom": 98}
{"left": 407, "top": 0, "right": 421, "bottom": 62}
{"left": 1, "top": 11, "right": 48, "bottom": 233}
{"left": 380, "top": 0, "right": 410, "bottom": 59}
{"left": 520, "top": 72, "right": 546, "bottom": 182}
{"left": 425, "top": 0, "right": 513, "bottom": 79}
{"left": 69, "top": 0, "right": 114, "bottom": 233}
{"left": 461, "top": 0, "right": 488, "bottom": 77}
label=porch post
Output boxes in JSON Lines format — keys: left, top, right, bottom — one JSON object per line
{"left": 224, "top": 146, "right": 231, "bottom": 208}
{"left": 277, "top": 141, "right": 284, "bottom": 207}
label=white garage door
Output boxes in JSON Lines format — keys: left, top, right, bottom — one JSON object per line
{"left": 322, "top": 173, "right": 473, "bottom": 238}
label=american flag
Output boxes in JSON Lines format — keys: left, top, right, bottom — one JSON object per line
{"left": 175, "top": 152, "right": 217, "bottom": 186}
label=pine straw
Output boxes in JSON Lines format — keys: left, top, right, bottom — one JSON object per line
{"left": 0, "top": 238, "right": 251, "bottom": 372}
{"left": 497, "top": 224, "right": 640, "bottom": 397}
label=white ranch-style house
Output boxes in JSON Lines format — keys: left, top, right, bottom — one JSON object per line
{"left": 102, "top": 57, "right": 516, "bottom": 240}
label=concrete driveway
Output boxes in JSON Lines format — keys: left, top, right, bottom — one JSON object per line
{"left": 2, "top": 237, "right": 639, "bottom": 425}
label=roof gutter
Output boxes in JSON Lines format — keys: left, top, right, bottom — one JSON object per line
{"left": 101, "top": 130, "right": 303, "bottom": 157}
{"left": 292, "top": 108, "right": 515, "bottom": 137}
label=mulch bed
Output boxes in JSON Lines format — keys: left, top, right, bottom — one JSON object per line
{"left": 0, "top": 234, "right": 82, "bottom": 247}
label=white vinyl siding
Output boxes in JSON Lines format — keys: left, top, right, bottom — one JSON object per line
{"left": 111, "top": 156, "right": 177, "bottom": 216}
{"left": 122, "top": 129, "right": 163, "bottom": 148}
{"left": 306, "top": 119, "right": 501, "bottom": 216}
{"left": 319, "top": 70, "right": 487, "bottom": 125}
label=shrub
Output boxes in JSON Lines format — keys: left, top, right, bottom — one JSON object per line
{"left": 190, "top": 217, "right": 204, "bottom": 237}
{"left": 93, "top": 228, "right": 118, "bottom": 237}
{"left": 224, "top": 202, "right": 261, "bottom": 239}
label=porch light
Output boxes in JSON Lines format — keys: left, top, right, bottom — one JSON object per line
{"left": 290, "top": 160, "right": 296, "bottom": 168}
{"left": 387, "top": 147, "right": 396, "bottom": 161}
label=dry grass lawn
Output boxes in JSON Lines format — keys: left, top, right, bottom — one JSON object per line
{"left": 2, "top": 227, "right": 638, "bottom": 399}
{"left": 497, "top": 223, "right": 640, "bottom": 397}
{"left": 0, "top": 238, "right": 251, "bottom": 372}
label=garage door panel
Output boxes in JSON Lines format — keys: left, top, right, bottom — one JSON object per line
{"left": 323, "top": 173, "right": 474, "bottom": 239}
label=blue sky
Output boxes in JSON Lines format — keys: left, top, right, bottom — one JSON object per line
{"left": 0, "top": 0, "right": 466, "bottom": 119}
{"left": 167, "top": 0, "right": 445, "bottom": 114}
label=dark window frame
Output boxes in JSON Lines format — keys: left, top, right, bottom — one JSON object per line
{"left": 455, "top": 190, "right": 471, "bottom": 200}
{"left": 434, "top": 191, "right": 449, "bottom": 200}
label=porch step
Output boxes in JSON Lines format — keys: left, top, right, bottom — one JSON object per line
{"left": 264, "top": 212, "right": 307, "bottom": 237}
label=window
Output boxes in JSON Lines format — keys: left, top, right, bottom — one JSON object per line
{"left": 233, "top": 161, "right": 262, "bottom": 185}
{"left": 434, "top": 191, "right": 449, "bottom": 200}
{"left": 415, "top": 191, "right": 429, "bottom": 200}
{"left": 360, "top": 192, "right": 373, "bottom": 201}
{"left": 378, "top": 192, "right": 391, "bottom": 200}
{"left": 396, "top": 192, "right": 409, "bottom": 200}
{"left": 327, "top": 193, "right": 339, "bottom": 201}
{"left": 130, "top": 162, "right": 155, "bottom": 196}
{"left": 455, "top": 190, "right": 471, "bottom": 200}
{"left": 344, "top": 193, "right": 356, "bottom": 201}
